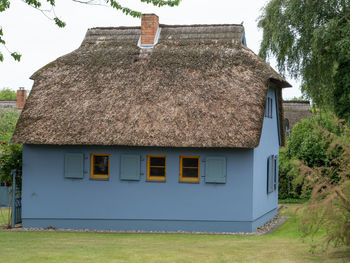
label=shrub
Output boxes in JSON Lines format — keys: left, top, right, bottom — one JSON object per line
{"left": 0, "top": 143, "right": 22, "bottom": 187}
{"left": 279, "top": 112, "right": 349, "bottom": 199}
{"left": 278, "top": 148, "right": 301, "bottom": 199}
{"left": 300, "top": 179, "right": 350, "bottom": 248}
{"left": 0, "top": 109, "right": 19, "bottom": 144}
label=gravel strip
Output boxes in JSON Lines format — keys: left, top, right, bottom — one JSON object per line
{"left": 5, "top": 210, "right": 290, "bottom": 236}
{"left": 5, "top": 216, "right": 290, "bottom": 236}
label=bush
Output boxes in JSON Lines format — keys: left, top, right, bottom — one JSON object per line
{"left": 300, "top": 179, "right": 350, "bottom": 248}
{"left": 0, "top": 143, "right": 22, "bottom": 186}
{"left": 0, "top": 109, "right": 19, "bottom": 144}
{"left": 278, "top": 148, "right": 301, "bottom": 199}
{"left": 279, "top": 112, "right": 349, "bottom": 199}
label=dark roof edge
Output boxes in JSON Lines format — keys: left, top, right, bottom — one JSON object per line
{"left": 283, "top": 100, "right": 310, "bottom": 104}
{"left": 89, "top": 23, "right": 244, "bottom": 31}
{"left": 270, "top": 78, "right": 292, "bottom": 88}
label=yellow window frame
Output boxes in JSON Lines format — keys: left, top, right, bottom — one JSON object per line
{"left": 90, "top": 153, "right": 110, "bottom": 180}
{"left": 147, "top": 155, "right": 166, "bottom": 181}
{"left": 180, "top": 155, "right": 200, "bottom": 182}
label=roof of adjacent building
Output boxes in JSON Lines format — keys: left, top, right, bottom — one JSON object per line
{"left": 12, "top": 24, "right": 291, "bottom": 148}
{"left": 283, "top": 100, "right": 313, "bottom": 129}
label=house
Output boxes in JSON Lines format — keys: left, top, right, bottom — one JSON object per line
{"left": 283, "top": 100, "right": 313, "bottom": 136}
{"left": 12, "top": 14, "right": 291, "bottom": 232}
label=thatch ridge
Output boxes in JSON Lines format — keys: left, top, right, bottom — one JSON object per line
{"left": 12, "top": 24, "right": 290, "bottom": 148}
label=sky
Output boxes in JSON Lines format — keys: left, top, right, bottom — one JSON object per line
{"left": 0, "top": 0, "right": 302, "bottom": 99}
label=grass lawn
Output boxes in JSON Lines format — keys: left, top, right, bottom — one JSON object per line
{"left": 0, "top": 204, "right": 349, "bottom": 263}
{"left": 0, "top": 207, "right": 10, "bottom": 227}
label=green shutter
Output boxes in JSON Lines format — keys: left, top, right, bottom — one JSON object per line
{"left": 205, "top": 157, "right": 226, "bottom": 183}
{"left": 267, "top": 155, "right": 274, "bottom": 193}
{"left": 120, "top": 155, "right": 140, "bottom": 181}
{"left": 64, "top": 153, "right": 84, "bottom": 179}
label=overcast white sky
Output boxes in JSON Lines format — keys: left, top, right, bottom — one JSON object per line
{"left": 0, "top": 0, "right": 301, "bottom": 99}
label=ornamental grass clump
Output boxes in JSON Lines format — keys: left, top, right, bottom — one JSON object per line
{"left": 297, "top": 114, "right": 350, "bottom": 249}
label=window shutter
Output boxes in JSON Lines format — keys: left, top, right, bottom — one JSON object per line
{"left": 64, "top": 153, "right": 84, "bottom": 179}
{"left": 120, "top": 155, "right": 140, "bottom": 181}
{"left": 267, "top": 155, "right": 274, "bottom": 193}
{"left": 205, "top": 157, "right": 226, "bottom": 183}
{"left": 274, "top": 155, "right": 279, "bottom": 190}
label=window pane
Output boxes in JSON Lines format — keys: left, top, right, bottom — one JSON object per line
{"left": 182, "top": 168, "right": 198, "bottom": 178}
{"left": 182, "top": 158, "right": 198, "bottom": 167}
{"left": 150, "top": 157, "right": 165, "bottom": 167}
{"left": 94, "top": 156, "right": 108, "bottom": 166}
{"left": 150, "top": 167, "right": 165, "bottom": 177}
{"left": 93, "top": 156, "right": 109, "bottom": 175}
{"left": 94, "top": 165, "right": 108, "bottom": 175}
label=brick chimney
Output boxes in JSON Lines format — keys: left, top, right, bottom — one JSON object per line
{"left": 17, "top": 87, "right": 26, "bottom": 110}
{"left": 141, "top": 14, "right": 159, "bottom": 46}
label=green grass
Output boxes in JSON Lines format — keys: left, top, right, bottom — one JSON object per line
{"left": 0, "top": 207, "right": 10, "bottom": 228}
{"left": 279, "top": 198, "right": 308, "bottom": 204}
{"left": 0, "top": 205, "right": 349, "bottom": 263}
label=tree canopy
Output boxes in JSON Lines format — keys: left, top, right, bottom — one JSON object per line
{"left": 0, "top": 0, "right": 180, "bottom": 62}
{"left": 258, "top": 0, "right": 350, "bottom": 121}
{"left": 0, "top": 88, "right": 16, "bottom": 100}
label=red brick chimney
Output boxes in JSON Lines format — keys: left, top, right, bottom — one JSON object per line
{"left": 17, "top": 87, "right": 26, "bottom": 110}
{"left": 141, "top": 14, "right": 159, "bottom": 46}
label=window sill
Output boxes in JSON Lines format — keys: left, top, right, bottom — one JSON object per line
{"left": 89, "top": 178, "right": 110, "bottom": 181}
{"left": 179, "top": 180, "right": 200, "bottom": 184}
{"left": 146, "top": 180, "right": 167, "bottom": 183}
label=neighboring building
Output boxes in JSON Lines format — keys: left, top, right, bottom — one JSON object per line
{"left": 283, "top": 100, "right": 313, "bottom": 136}
{"left": 12, "top": 14, "right": 291, "bottom": 232}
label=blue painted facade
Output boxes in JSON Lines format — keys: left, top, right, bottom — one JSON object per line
{"left": 0, "top": 186, "right": 10, "bottom": 207}
{"left": 252, "top": 86, "right": 279, "bottom": 223}
{"left": 21, "top": 87, "right": 280, "bottom": 232}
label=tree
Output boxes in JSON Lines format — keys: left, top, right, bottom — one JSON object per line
{"left": 0, "top": 0, "right": 181, "bottom": 62}
{"left": 0, "top": 109, "right": 19, "bottom": 144}
{"left": 258, "top": 0, "right": 350, "bottom": 121}
{"left": 0, "top": 88, "right": 16, "bottom": 100}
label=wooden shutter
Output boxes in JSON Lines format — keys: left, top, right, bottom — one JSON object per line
{"left": 205, "top": 157, "right": 226, "bottom": 183}
{"left": 267, "top": 155, "right": 274, "bottom": 193}
{"left": 64, "top": 153, "right": 84, "bottom": 179}
{"left": 120, "top": 155, "right": 140, "bottom": 181}
{"left": 274, "top": 155, "right": 279, "bottom": 190}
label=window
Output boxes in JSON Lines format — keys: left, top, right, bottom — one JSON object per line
{"left": 147, "top": 155, "right": 166, "bottom": 181}
{"left": 267, "top": 155, "right": 278, "bottom": 193}
{"left": 91, "top": 153, "right": 110, "bottom": 180}
{"left": 180, "top": 156, "right": 200, "bottom": 182}
{"left": 265, "top": 97, "right": 273, "bottom": 118}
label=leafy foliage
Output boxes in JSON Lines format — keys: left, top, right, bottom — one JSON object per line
{"left": 0, "top": 0, "right": 181, "bottom": 61}
{"left": 0, "top": 109, "right": 19, "bottom": 143}
{"left": 279, "top": 112, "right": 349, "bottom": 199}
{"left": 0, "top": 143, "right": 22, "bottom": 186}
{"left": 300, "top": 179, "right": 350, "bottom": 249}
{"left": 0, "top": 88, "right": 16, "bottom": 100}
{"left": 278, "top": 148, "right": 301, "bottom": 199}
{"left": 258, "top": 0, "right": 350, "bottom": 121}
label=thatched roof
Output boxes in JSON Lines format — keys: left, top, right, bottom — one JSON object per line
{"left": 12, "top": 24, "right": 291, "bottom": 148}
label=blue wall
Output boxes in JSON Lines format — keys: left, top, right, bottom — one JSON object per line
{"left": 252, "top": 86, "right": 279, "bottom": 221}
{"left": 22, "top": 145, "right": 261, "bottom": 231}
{"left": 0, "top": 186, "right": 10, "bottom": 207}
{"left": 21, "top": 86, "right": 280, "bottom": 232}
